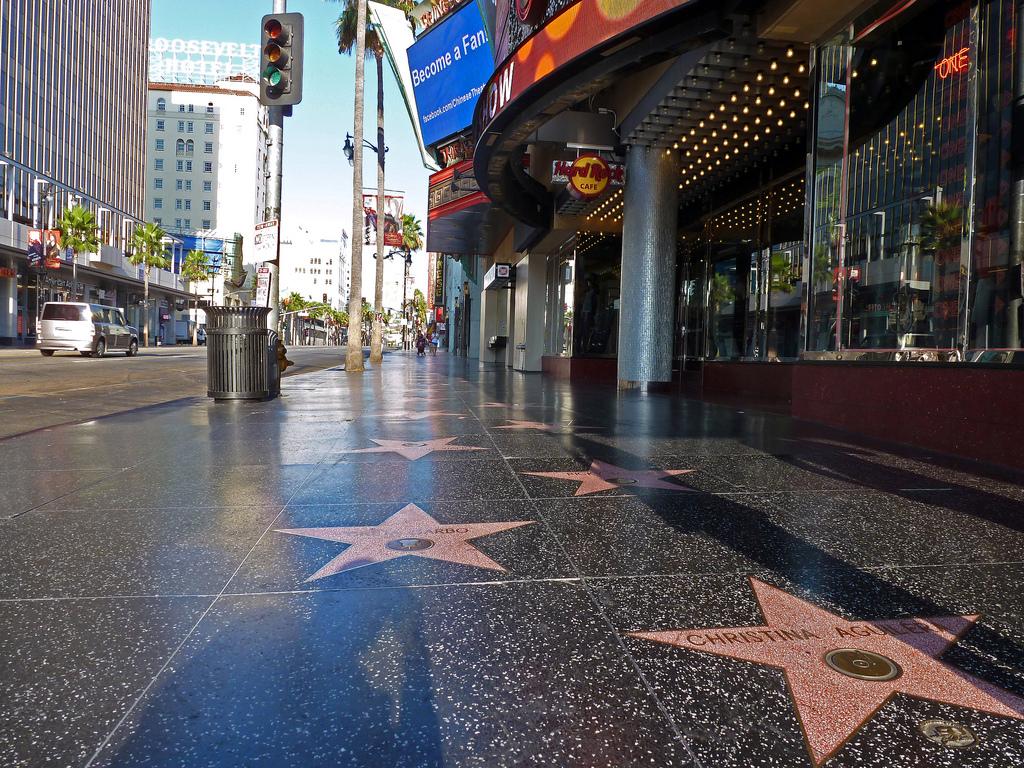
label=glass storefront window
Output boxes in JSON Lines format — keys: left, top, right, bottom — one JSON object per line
{"left": 573, "top": 233, "right": 621, "bottom": 357}
{"left": 807, "top": 0, "right": 1021, "bottom": 360}
{"left": 545, "top": 248, "right": 574, "bottom": 356}
{"left": 700, "top": 177, "right": 806, "bottom": 361}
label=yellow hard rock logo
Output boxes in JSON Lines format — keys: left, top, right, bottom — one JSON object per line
{"left": 567, "top": 155, "right": 612, "bottom": 199}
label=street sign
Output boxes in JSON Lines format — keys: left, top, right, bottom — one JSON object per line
{"left": 255, "top": 266, "right": 271, "bottom": 307}
{"left": 254, "top": 219, "right": 279, "bottom": 262}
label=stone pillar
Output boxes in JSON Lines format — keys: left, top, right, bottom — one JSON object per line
{"left": 618, "top": 146, "right": 680, "bottom": 386}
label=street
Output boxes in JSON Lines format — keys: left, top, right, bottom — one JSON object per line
{"left": 0, "top": 345, "right": 348, "bottom": 439}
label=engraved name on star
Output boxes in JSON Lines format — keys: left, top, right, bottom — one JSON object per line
{"left": 629, "top": 577, "right": 1024, "bottom": 765}
{"left": 524, "top": 459, "right": 695, "bottom": 496}
{"left": 495, "top": 419, "right": 590, "bottom": 434}
{"left": 276, "top": 503, "right": 535, "bottom": 581}
{"left": 382, "top": 411, "right": 467, "bottom": 421}
{"left": 340, "top": 436, "right": 486, "bottom": 460}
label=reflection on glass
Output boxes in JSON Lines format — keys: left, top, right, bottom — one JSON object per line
{"left": 808, "top": 0, "right": 1021, "bottom": 360}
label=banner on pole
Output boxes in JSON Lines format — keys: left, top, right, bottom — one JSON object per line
{"left": 27, "top": 229, "right": 63, "bottom": 270}
{"left": 362, "top": 192, "right": 405, "bottom": 248}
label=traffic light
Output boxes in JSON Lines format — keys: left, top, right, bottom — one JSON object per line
{"left": 260, "top": 13, "right": 304, "bottom": 106}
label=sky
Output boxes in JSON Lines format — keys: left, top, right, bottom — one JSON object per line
{"left": 151, "top": 0, "right": 432, "bottom": 251}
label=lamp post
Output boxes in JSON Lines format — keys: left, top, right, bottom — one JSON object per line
{"left": 343, "top": 133, "right": 388, "bottom": 165}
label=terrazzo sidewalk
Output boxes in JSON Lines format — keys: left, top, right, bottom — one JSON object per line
{"left": 2, "top": 353, "right": 1023, "bottom": 767}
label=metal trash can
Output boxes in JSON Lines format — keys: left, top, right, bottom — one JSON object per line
{"left": 206, "top": 307, "right": 277, "bottom": 400}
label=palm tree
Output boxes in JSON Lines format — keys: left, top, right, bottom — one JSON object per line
{"left": 332, "top": 0, "right": 368, "bottom": 371}
{"left": 401, "top": 213, "right": 423, "bottom": 254}
{"left": 334, "top": 0, "right": 412, "bottom": 366}
{"left": 399, "top": 213, "right": 423, "bottom": 349}
{"left": 180, "top": 249, "right": 209, "bottom": 346}
{"left": 128, "top": 223, "right": 170, "bottom": 347}
{"left": 55, "top": 204, "right": 99, "bottom": 299}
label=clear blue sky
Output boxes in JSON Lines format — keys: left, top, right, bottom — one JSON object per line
{"left": 151, "top": 0, "right": 432, "bottom": 241}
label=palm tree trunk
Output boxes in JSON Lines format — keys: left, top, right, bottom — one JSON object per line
{"left": 143, "top": 267, "right": 150, "bottom": 348}
{"left": 370, "top": 50, "right": 386, "bottom": 364}
{"left": 192, "top": 288, "right": 198, "bottom": 346}
{"left": 346, "top": 0, "right": 368, "bottom": 372}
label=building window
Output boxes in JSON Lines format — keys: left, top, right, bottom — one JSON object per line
{"left": 177, "top": 120, "right": 185, "bottom": 131}
{"left": 154, "top": 198, "right": 163, "bottom": 209}
{"left": 178, "top": 104, "right": 185, "bottom": 112}
{"left": 175, "top": 218, "right": 182, "bottom": 229}
{"left": 156, "top": 119, "right": 165, "bottom": 131}
{"left": 155, "top": 159, "right": 164, "bottom": 171}
{"left": 240, "top": 107, "right": 246, "bottom": 116}
{"left": 176, "top": 138, "right": 186, "bottom": 155}
{"left": 202, "top": 219, "right": 212, "bottom": 228}
{"left": 156, "top": 98, "right": 166, "bottom": 111}
{"left": 204, "top": 162, "right": 213, "bottom": 173}
{"left": 175, "top": 199, "right": 183, "bottom": 210}
{"left": 154, "top": 178, "right": 163, "bottom": 189}
{"left": 185, "top": 139, "right": 194, "bottom": 154}
{"left": 185, "top": 161, "right": 193, "bottom": 172}
{"left": 185, "top": 180, "right": 192, "bottom": 191}
{"left": 205, "top": 122, "right": 214, "bottom": 134}
{"left": 176, "top": 179, "right": 183, "bottom": 190}
{"left": 176, "top": 160, "right": 184, "bottom": 172}
{"left": 184, "top": 200, "right": 191, "bottom": 211}
{"left": 203, "top": 181, "right": 212, "bottom": 192}
{"left": 188, "top": 104, "right": 194, "bottom": 112}
{"left": 206, "top": 102, "right": 214, "bottom": 113}
{"left": 154, "top": 217, "right": 162, "bottom": 225}
{"left": 186, "top": 121, "right": 194, "bottom": 133}
{"left": 184, "top": 219, "right": 191, "bottom": 229}
{"left": 202, "top": 200, "right": 211, "bottom": 211}
{"left": 204, "top": 142, "right": 213, "bottom": 153}
{"left": 155, "top": 139, "right": 165, "bottom": 151}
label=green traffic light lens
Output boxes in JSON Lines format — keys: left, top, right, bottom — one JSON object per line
{"left": 264, "top": 67, "right": 283, "bottom": 87}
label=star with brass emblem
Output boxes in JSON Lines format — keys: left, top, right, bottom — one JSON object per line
{"left": 524, "top": 459, "right": 695, "bottom": 496}
{"left": 339, "top": 436, "right": 486, "bottom": 460}
{"left": 276, "top": 503, "right": 534, "bottom": 581}
{"left": 629, "top": 577, "right": 1024, "bottom": 765}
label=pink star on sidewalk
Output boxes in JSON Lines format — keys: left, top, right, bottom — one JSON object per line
{"left": 383, "top": 411, "right": 466, "bottom": 421}
{"left": 340, "top": 436, "right": 486, "bottom": 460}
{"left": 276, "top": 503, "right": 535, "bottom": 580}
{"left": 524, "top": 459, "right": 695, "bottom": 496}
{"left": 495, "top": 419, "right": 583, "bottom": 434}
{"left": 629, "top": 577, "right": 1024, "bottom": 765}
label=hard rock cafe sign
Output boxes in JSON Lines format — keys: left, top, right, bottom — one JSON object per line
{"left": 552, "top": 155, "right": 624, "bottom": 199}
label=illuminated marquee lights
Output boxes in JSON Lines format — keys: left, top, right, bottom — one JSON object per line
{"left": 934, "top": 47, "right": 969, "bottom": 79}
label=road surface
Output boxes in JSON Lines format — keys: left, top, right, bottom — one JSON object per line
{"left": 0, "top": 345, "right": 348, "bottom": 439}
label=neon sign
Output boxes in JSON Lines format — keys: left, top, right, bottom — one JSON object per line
{"left": 934, "top": 47, "right": 969, "bottom": 79}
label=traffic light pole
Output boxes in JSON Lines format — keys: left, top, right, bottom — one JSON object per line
{"left": 265, "top": 0, "right": 287, "bottom": 332}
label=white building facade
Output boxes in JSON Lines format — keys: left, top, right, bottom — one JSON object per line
{"left": 279, "top": 226, "right": 348, "bottom": 310}
{"left": 144, "top": 77, "right": 269, "bottom": 304}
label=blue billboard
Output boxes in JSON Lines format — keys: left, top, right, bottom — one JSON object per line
{"left": 407, "top": 2, "right": 493, "bottom": 148}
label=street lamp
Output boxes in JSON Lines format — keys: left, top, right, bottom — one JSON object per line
{"left": 343, "top": 132, "right": 388, "bottom": 166}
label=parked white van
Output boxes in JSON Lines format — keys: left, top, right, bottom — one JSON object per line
{"left": 37, "top": 302, "right": 139, "bottom": 357}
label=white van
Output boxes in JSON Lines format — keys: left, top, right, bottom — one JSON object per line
{"left": 37, "top": 302, "right": 139, "bottom": 357}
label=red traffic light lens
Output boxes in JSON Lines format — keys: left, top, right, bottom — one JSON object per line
{"left": 264, "top": 19, "right": 283, "bottom": 39}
